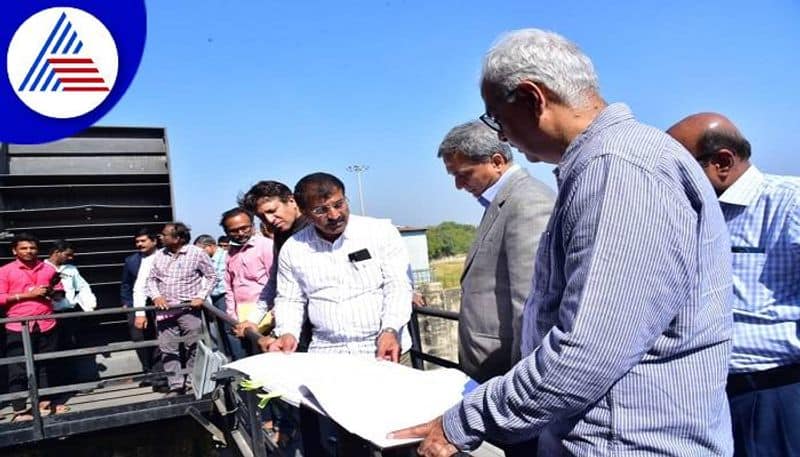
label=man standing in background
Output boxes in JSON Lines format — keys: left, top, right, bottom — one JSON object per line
{"left": 668, "top": 112, "right": 800, "bottom": 456}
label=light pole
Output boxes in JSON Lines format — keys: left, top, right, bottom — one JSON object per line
{"left": 346, "top": 164, "right": 368, "bottom": 215}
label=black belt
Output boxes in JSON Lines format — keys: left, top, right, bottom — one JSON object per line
{"left": 727, "top": 363, "right": 800, "bottom": 396}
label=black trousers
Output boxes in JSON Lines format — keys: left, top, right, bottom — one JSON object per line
{"left": 127, "top": 310, "right": 164, "bottom": 383}
{"left": 6, "top": 325, "right": 59, "bottom": 412}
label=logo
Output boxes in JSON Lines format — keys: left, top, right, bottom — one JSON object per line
{"left": 0, "top": 1, "right": 146, "bottom": 144}
{"left": 8, "top": 8, "right": 118, "bottom": 119}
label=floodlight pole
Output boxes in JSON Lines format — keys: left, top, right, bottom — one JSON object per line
{"left": 346, "top": 164, "right": 368, "bottom": 215}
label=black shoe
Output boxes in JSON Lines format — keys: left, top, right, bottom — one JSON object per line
{"left": 152, "top": 384, "right": 170, "bottom": 393}
{"left": 164, "top": 388, "right": 185, "bottom": 398}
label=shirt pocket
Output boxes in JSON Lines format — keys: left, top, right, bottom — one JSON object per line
{"left": 348, "top": 258, "right": 383, "bottom": 293}
{"left": 731, "top": 250, "right": 767, "bottom": 312}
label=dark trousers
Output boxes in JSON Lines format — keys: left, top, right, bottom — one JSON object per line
{"left": 127, "top": 310, "right": 162, "bottom": 372}
{"left": 728, "top": 365, "right": 800, "bottom": 456}
{"left": 6, "top": 326, "right": 59, "bottom": 412}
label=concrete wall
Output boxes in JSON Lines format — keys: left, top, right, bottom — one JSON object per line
{"left": 400, "top": 230, "right": 431, "bottom": 283}
{"left": 416, "top": 282, "right": 461, "bottom": 369}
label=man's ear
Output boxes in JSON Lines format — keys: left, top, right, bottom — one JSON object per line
{"left": 711, "top": 148, "right": 736, "bottom": 176}
{"left": 490, "top": 152, "right": 508, "bottom": 168}
{"left": 516, "top": 80, "right": 547, "bottom": 113}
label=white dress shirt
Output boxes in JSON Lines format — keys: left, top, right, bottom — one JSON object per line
{"left": 273, "top": 214, "right": 413, "bottom": 355}
{"left": 132, "top": 252, "right": 156, "bottom": 317}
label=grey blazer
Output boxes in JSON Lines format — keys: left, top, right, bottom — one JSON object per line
{"left": 459, "top": 167, "right": 555, "bottom": 382}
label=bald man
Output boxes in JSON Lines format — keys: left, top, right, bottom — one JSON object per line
{"left": 668, "top": 113, "right": 800, "bottom": 456}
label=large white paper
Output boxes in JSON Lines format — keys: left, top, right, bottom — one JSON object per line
{"left": 224, "top": 352, "right": 472, "bottom": 449}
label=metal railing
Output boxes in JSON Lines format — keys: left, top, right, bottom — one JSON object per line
{"left": 0, "top": 301, "right": 262, "bottom": 445}
{"left": 407, "top": 304, "right": 460, "bottom": 370}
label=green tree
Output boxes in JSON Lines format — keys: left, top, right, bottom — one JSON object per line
{"left": 426, "top": 221, "right": 477, "bottom": 259}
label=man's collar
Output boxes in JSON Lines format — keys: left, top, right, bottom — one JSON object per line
{"left": 479, "top": 164, "right": 520, "bottom": 206}
{"left": 163, "top": 244, "right": 189, "bottom": 255}
{"left": 719, "top": 165, "right": 762, "bottom": 207}
{"left": 556, "top": 103, "right": 633, "bottom": 184}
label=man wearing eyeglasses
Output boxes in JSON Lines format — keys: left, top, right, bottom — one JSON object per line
{"left": 668, "top": 112, "right": 800, "bottom": 457}
{"left": 217, "top": 207, "right": 273, "bottom": 359}
{"left": 267, "top": 172, "right": 412, "bottom": 363}
{"left": 392, "top": 29, "right": 733, "bottom": 457}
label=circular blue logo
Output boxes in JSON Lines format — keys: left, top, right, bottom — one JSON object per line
{"left": 0, "top": 0, "right": 146, "bottom": 144}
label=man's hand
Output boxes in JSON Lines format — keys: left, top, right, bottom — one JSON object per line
{"left": 257, "top": 335, "right": 276, "bottom": 353}
{"left": 389, "top": 416, "right": 459, "bottom": 457}
{"left": 134, "top": 316, "right": 148, "bottom": 330}
{"left": 153, "top": 296, "right": 168, "bottom": 310}
{"left": 234, "top": 321, "right": 258, "bottom": 338}
{"left": 376, "top": 329, "right": 400, "bottom": 362}
{"left": 28, "top": 286, "right": 49, "bottom": 298}
{"left": 189, "top": 298, "right": 205, "bottom": 308}
{"left": 268, "top": 334, "right": 298, "bottom": 353}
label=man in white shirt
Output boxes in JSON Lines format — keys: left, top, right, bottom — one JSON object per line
{"left": 268, "top": 172, "right": 412, "bottom": 362}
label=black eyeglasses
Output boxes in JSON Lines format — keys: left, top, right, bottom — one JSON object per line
{"left": 478, "top": 88, "right": 521, "bottom": 134}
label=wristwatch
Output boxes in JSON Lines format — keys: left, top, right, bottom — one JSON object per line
{"left": 376, "top": 327, "right": 398, "bottom": 344}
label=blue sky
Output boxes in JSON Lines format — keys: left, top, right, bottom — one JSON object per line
{"left": 102, "top": 0, "right": 800, "bottom": 237}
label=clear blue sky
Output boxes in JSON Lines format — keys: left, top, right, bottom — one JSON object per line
{"left": 101, "top": 0, "right": 800, "bottom": 238}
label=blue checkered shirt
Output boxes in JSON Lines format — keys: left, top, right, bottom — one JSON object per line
{"left": 721, "top": 166, "right": 800, "bottom": 373}
{"left": 442, "top": 104, "right": 734, "bottom": 455}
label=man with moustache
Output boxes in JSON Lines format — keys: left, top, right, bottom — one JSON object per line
{"left": 218, "top": 207, "right": 273, "bottom": 358}
{"left": 392, "top": 28, "right": 733, "bottom": 456}
{"left": 267, "top": 172, "right": 412, "bottom": 361}
{"left": 0, "top": 233, "right": 63, "bottom": 419}
{"left": 668, "top": 113, "right": 800, "bottom": 456}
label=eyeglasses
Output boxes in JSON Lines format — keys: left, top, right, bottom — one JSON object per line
{"left": 479, "top": 88, "right": 520, "bottom": 134}
{"left": 479, "top": 112, "right": 503, "bottom": 134}
{"left": 226, "top": 224, "right": 252, "bottom": 235}
{"left": 309, "top": 198, "right": 348, "bottom": 216}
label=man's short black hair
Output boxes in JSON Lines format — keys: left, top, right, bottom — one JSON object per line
{"left": 219, "top": 207, "right": 254, "bottom": 229}
{"left": 134, "top": 227, "right": 159, "bottom": 241}
{"left": 49, "top": 239, "right": 74, "bottom": 254}
{"left": 11, "top": 232, "right": 39, "bottom": 249}
{"left": 239, "top": 181, "right": 293, "bottom": 213}
{"left": 699, "top": 129, "right": 752, "bottom": 160}
{"left": 294, "top": 173, "right": 346, "bottom": 210}
{"left": 217, "top": 235, "right": 230, "bottom": 244}
{"left": 165, "top": 222, "right": 191, "bottom": 244}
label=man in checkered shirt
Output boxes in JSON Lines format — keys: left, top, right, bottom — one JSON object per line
{"left": 669, "top": 112, "right": 800, "bottom": 456}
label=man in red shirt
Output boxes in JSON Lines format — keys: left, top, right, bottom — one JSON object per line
{"left": 0, "top": 233, "right": 63, "bottom": 420}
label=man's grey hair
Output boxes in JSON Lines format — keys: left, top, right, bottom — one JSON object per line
{"left": 437, "top": 120, "right": 512, "bottom": 162}
{"left": 193, "top": 234, "right": 216, "bottom": 247}
{"left": 482, "top": 28, "right": 599, "bottom": 108}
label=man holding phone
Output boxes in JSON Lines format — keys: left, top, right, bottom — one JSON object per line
{"left": 0, "top": 233, "right": 64, "bottom": 420}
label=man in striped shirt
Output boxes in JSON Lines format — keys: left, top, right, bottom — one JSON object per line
{"left": 669, "top": 113, "right": 800, "bottom": 456}
{"left": 393, "top": 28, "right": 734, "bottom": 456}
{"left": 268, "top": 172, "right": 412, "bottom": 361}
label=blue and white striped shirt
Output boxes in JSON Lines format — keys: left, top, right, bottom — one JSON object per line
{"left": 720, "top": 166, "right": 800, "bottom": 373}
{"left": 442, "top": 104, "right": 734, "bottom": 456}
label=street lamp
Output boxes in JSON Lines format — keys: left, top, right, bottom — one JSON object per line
{"left": 346, "top": 164, "right": 369, "bottom": 215}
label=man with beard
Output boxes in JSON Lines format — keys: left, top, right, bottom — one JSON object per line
{"left": 267, "top": 172, "right": 412, "bottom": 361}
{"left": 218, "top": 207, "right": 273, "bottom": 358}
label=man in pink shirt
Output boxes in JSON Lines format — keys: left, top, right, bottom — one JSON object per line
{"left": 220, "top": 207, "right": 274, "bottom": 356}
{"left": 0, "top": 233, "right": 64, "bottom": 419}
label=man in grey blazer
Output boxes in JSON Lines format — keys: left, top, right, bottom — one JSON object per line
{"left": 438, "top": 121, "right": 555, "bottom": 383}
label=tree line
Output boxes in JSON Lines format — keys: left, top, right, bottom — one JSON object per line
{"left": 425, "top": 221, "right": 476, "bottom": 259}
